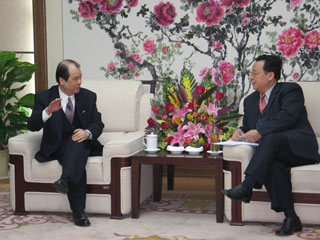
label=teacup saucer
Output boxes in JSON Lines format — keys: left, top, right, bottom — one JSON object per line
{"left": 207, "top": 150, "right": 223, "bottom": 156}
{"left": 144, "top": 148, "right": 160, "bottom": 153}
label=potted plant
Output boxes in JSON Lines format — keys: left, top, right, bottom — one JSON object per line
{"left": 0, "top": 51, "right": 37, "bottom": 177}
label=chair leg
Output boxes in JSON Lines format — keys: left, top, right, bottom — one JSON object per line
{"left": 110, "top": 157, "right": 131, "bottom": 219}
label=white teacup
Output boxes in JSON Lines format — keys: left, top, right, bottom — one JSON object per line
{"left": 144, "top": 133, "right": 158, "bottom": 150}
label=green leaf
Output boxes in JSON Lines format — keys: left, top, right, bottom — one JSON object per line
{"left": 18, "top": 93, "right": 35, "bottom": 108}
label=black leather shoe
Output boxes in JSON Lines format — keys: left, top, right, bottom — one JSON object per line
{"left": 72, "top": 209, "right": 91, "bottom": 227}
{"left": 221, "top": 184, "right": 252, "bottom": 203}
{"left": 275, "top": 217, "right": 302, "bottom": 236}
{"left": 53, "top": 176, "right": 68, "bottom": 194}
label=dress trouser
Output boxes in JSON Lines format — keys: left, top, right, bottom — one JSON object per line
{"left": 244, "top": 133, "right": 316, "bottom": 212}
{"left": 56, "top": 138, "right": 90, "bottom": 210}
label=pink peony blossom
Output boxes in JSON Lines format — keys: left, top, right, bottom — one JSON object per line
{"left": 107, "top": 61, "right": 116, "bottom": 70}
{"left": 128, "top": 0, "right": 138, "bottom": 8}
{"left": 220, "top": 0, "right": 234, "bottom": 9}
{"left": 289, "top": 0, "right": 302, "bottom": 8}
{"left": 176, "top": 43, "right": 182, "bottom": 47}
{"left": 162, "top": 46, "right": 169, "bottom": 53}
{"left": 154, "top": 2, "right": 177, "bottom": 27}
{"left": 241, "top": 11, "right": 250, "bottom": 26}
{"left": 211, "top": 41, "right": 222, "bottom": 49}
{"left": 125, "top": 50, "right": 130, "bottom": 55}
{"left": 213, "top": 70, "right": 221, "bottom": 86}
{"left": 304, "top": 30, "right": 320, "bottom": 49}
{"left": 218, "top": 61, "right": 235, "bottom": 85}
{"left": 293, "top": 72, "right": 300, "bottom": 79}
{"left": 143, "top": 39, "right": 156, "bottom": 54}
{"left": 199, "top": 67, "right": 213, "bottom": 80}
{"left": 130, "top": 53, "right": 142, "bottom": 63}
{"left": 115, "top": 50, "right": 121, "bottom": 56}
{"left": 135, "top": 72, "right": 139, "bottom": 77}
{"left": 122, "top": 74, "right": 127, "bottom": 79}
{"left": 196, "top": 0, "right": 225, "bottom": 26}
{"left": 277, "top": 27, "right": 304, "bottom": 58}
{"left": 127, "top": 62, "right": 134, "bottom": 70}
{"left": 234, "top": 0, "right": 250, "bottom": 7}
{"left": 100, "top": 0, "right": 123, "bottom": 14}
{"left": 78, "top": 1, "right": 96, "bottom": 19}
{"left": 92, "top": 0, "right": 104, "bottom": 4}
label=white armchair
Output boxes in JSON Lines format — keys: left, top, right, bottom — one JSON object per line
{"left": 223, "top": 81, "right": 320, "bottom": 225}
{"left": 9, "top": 80, "right": 154, "bottom": 218}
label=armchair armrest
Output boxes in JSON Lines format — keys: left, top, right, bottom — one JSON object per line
{"left": 103, "top": 131, "right": 145, "bottom": 158}
{"left": 8, "top": 131, "right": 42, "bottom": 181}
{"left": 223, "top": 145, "right": 256, "bottom": 177}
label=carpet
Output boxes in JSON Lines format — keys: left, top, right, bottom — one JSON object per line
{"left": 0, "top": 192, "right": 319, "bottom": 240}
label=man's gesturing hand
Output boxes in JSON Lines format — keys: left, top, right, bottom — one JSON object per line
{"left": 45, "top": 98, "right": 62, "bottom": 115}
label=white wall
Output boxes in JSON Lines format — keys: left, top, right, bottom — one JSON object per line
{"left": 0, "top": 0, "right": 34, "bottom": 96}
{"left": 46, "top": 0, "right": 64, "bottom": 87}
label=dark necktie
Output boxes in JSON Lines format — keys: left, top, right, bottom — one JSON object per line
{"left": 65, "top": 97, "right": 74, "bottom": 123}
{"left": 259, "top": 94, "right": 266, "bottom": 114}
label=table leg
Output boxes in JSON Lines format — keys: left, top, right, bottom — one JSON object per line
{"left": 153, "top": 164, "right": 163, "bottom": 202}
{"left": 167, "top": 165, "right": 175, "bottom": 190}
{"left": 215, "top": 157, "right": 224, "bottom": 223}
{"left": 131, "top": 159, "right": 141, "bottom": 218}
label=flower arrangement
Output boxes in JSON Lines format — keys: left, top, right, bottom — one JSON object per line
{"left": 145, "top": 67, "right": 240, "bottom": 150}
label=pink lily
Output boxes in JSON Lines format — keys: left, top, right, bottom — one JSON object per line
{"left": 204, "top": 103, "right": 220, "bottom": 117}
{"left": 183, "top": 122, "right": 205, "bottom": 141}
{"left": 172, "top": 107, "right": 192, "bottom": 121}
{"left": 204, "top": 123, "right": 214, "bottom": 144}
{"left": 167, "top": 125, "right": 186, "bottom": 146}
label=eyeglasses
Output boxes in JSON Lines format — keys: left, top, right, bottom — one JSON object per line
{"left": 250, "top": 71, "right": 269, "bottom": 77}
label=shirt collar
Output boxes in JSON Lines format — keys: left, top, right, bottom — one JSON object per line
{"left": 261, "top": 83, "right": 276, "bottom": 103}
{"left": 58, "top": 87, "right": 75, "bottom": 106}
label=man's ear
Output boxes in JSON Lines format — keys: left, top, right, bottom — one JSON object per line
{"left": 268, "top": 71, "right": 275, "bottom": 81}
{"left": 58, "top": 77, "right": 65, "bottom": 85}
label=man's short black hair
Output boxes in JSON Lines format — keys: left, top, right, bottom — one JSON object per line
{"left": 256, "top": 55, "right": 282, "bottom": 81}
{"left": 55, "top": 59, "right": 81, "bottom": 84}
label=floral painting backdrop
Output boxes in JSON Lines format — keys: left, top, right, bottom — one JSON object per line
{"left": 63, "top": 0, "right": 320, "bottom": 109}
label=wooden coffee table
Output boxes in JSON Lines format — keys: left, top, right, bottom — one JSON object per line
{"left": 131, "top": 150, "right": 224, "bottom": 223}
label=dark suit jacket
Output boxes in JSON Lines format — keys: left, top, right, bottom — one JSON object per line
{"left": 240, "top": 82, "right": 319, "bottom": 161}
{"left": 27, "top": 85, "right": 104, "bottom": 162}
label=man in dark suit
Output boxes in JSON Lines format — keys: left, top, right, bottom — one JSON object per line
{"left": 222, "top": 55, "right": 320, "bottom": 236}
{"left": 27, "top": 59, "right": 104, "bottom": 227}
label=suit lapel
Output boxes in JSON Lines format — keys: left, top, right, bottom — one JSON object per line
{"left": 75, "top": 90, "right": 87, "bottom": 128}
{"left": 264, "top": 83, "right": 280, "bottom": 115}
{"left": 250, "top": 92, "right": 260, "bottom": 124}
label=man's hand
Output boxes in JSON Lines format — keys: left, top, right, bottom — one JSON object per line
{"left": 45, "top": 98, "right": 62, "bottom": 115}
{"left": 72, "top": 128, "right": 89, "bottom": 142}
{"left": 240, "top": 130, "right": 262, "bottom": 143}
{"left": 231, "top": 128, "right": 244, "bottom": 141}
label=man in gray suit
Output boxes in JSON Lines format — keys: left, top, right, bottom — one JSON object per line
{"left": 222, "top": 55, "right": 320, "bottom": 236}
{"left": 27, "top": 59, "right": 104, "bottom": 226}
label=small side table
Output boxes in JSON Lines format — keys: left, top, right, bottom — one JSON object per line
{"left": 131, "top": 150, "right": 224, "bottom": 223}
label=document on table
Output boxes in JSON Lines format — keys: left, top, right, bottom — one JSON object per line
{"left": 213, "top": 140, "right": 259, "bottom": 147}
